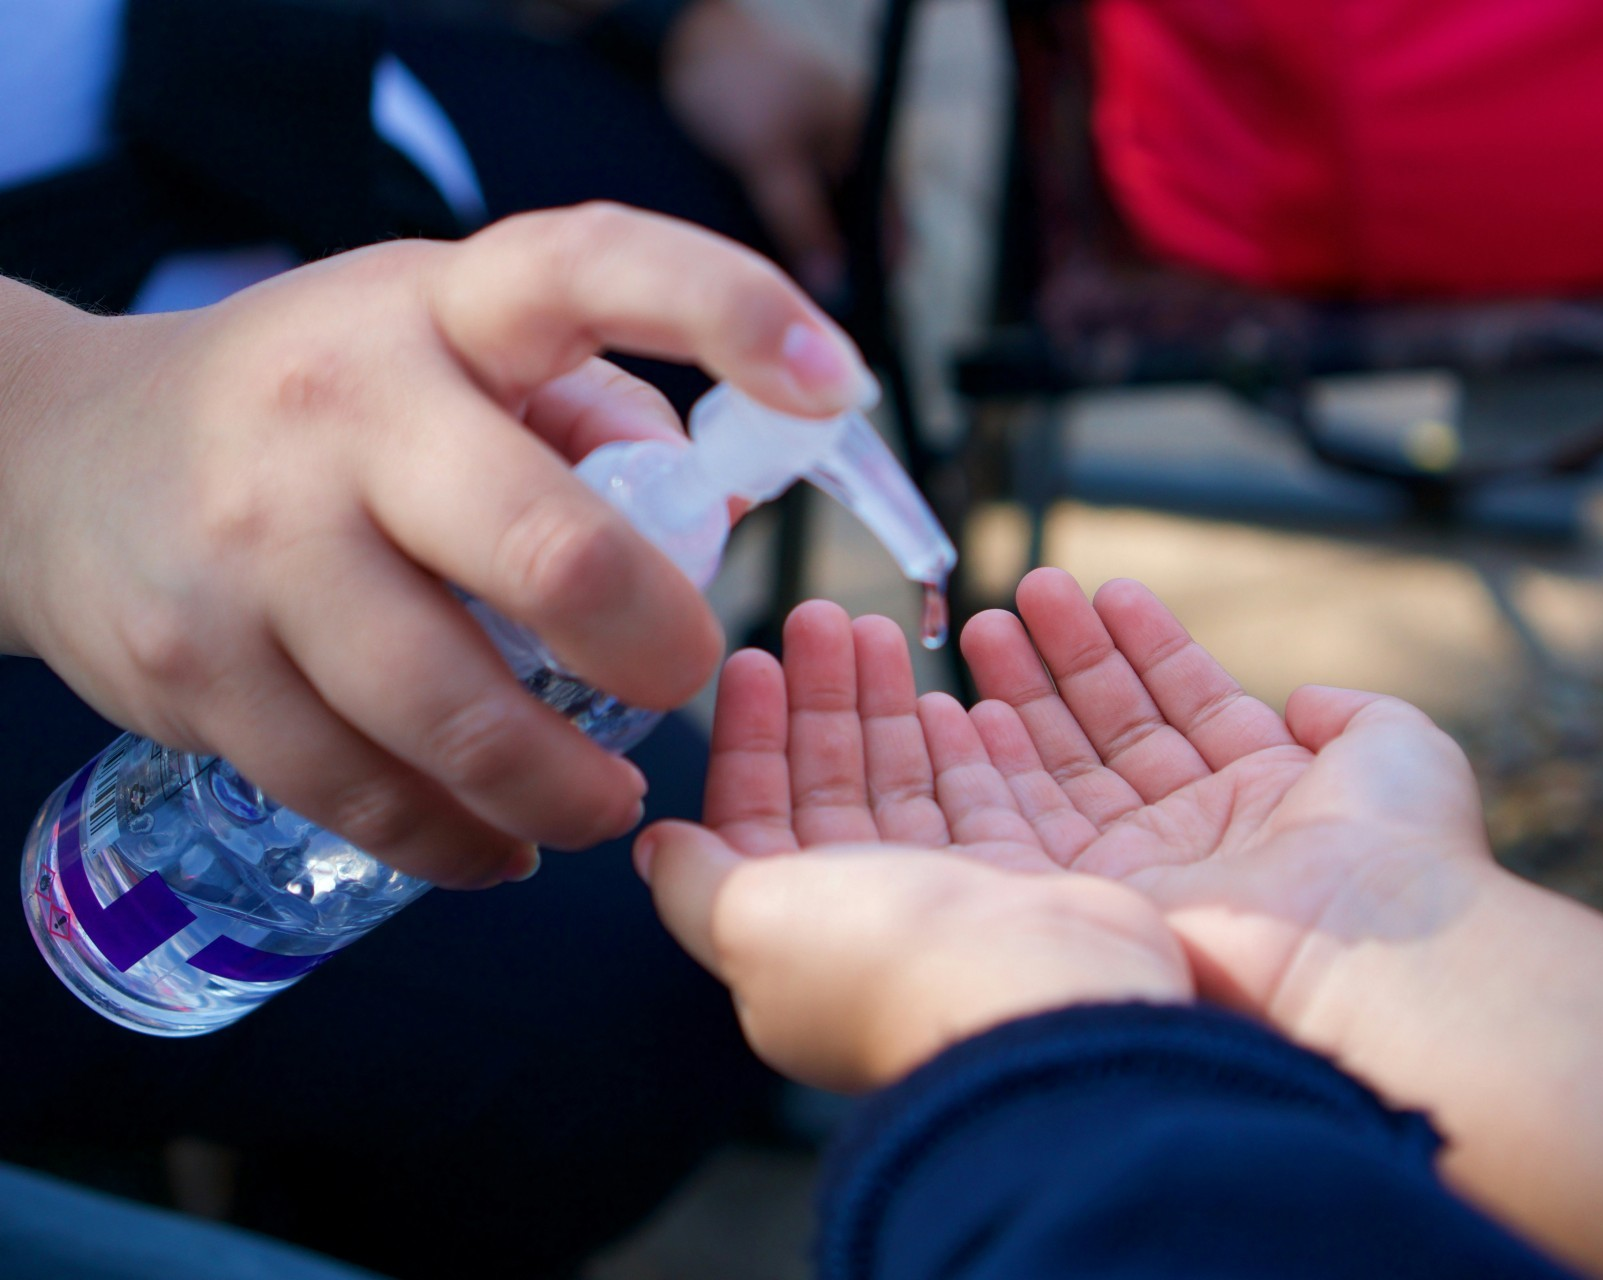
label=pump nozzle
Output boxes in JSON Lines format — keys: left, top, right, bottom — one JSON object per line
{"left": 802, "top": 413, "right": 955, "bottom": 582}
{"left": 688, "top": 385, "right": 958, "bottom": 647}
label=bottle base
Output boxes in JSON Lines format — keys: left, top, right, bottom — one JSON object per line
{"left": 20, "top": 785, "right": 279, "bottom": 1037}
{"left": 21, "top": 887, "right": 221, "bottom": 1038}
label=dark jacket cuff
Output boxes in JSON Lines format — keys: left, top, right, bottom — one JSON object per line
{"left": 816, "top": 1002, "right": 1446, "bottom": 1280}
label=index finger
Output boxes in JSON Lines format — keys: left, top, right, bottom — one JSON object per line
{"left": 428, "top": 203, "right": 876, "bottom": 417}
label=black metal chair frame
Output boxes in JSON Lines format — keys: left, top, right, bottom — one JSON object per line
{"left": 805, "top": 0, "right": 1603, "bottom": 653}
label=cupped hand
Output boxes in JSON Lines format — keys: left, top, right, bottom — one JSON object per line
{"left": 957, "top": 568, "right": 1494, "bottom": 1034}
{"left": 0, "top": 203, "right": 873, "bottom": 887}
{"left": 962, "top": 568, "right": 1603, "bottom": 1274}
{"left": 675, "top": 580, "right": 1603, "bottom": 1269}
{"left": 690, "top": 586, "right": 1491, "bottom": 1059}
{"left": 632, "top": 598, "right": 1190, "bottom": 1091}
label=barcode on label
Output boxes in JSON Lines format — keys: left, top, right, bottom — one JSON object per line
{"left": 84, "top": 737, "right": 133, "bottom": 849}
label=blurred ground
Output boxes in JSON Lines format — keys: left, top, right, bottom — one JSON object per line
{"left": 585, "top": 0, "right": 1603, "bottom": 1275}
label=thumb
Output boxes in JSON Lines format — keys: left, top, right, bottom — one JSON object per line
{"left": 635, "top": 820, "right": 742, "bottom": 977}
{"left": 1284, "top": 684, "right": 1395, "bottom": 752}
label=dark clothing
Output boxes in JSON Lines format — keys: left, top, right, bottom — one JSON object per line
{"left": 819, "top": 1003, "right": 1579, "bottom": 1280}
{"left": 0, "top": 1161, "right": 384, "bottom": 1280}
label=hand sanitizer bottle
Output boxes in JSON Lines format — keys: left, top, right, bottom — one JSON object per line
{"left": 19, "top": 383, "right": 957, "bottom": 1036}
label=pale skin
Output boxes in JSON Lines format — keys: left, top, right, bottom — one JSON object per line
{"left": 640, "top": 569, "right": 1603, "bottom": 1276}
{"left": 0, "top": 203, "right": 875, "bottom": 890}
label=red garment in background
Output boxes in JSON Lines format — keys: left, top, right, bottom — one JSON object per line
{"left": 1089, "top": 0, "right": 1603, "bottom": 297}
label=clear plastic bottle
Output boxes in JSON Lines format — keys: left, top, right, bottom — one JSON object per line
{"left": 20, "top": 384, "right": 957, "bottom": 1036}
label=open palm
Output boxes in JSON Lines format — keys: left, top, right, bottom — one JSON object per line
{"left": 704, "top": 569, "right": 1493, "bottom": 1031}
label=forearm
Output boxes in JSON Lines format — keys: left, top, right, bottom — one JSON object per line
{"left": 1291, "top": 863, "right": 1603, "bottom": 1275}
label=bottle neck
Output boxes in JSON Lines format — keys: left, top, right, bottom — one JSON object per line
{"left": 577, "top": 440, "right": 731, "bottom": 588}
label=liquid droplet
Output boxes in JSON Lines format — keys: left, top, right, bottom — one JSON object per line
{"left": 919, "top": 580, "right": 949, "bottom": 650}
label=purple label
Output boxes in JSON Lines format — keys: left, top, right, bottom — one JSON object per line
{"left": 57, "top": 763, "right": 196, "bottom": 971}
{"left": 57, "top": 753, "right": 345, "bottom": 983}
{"left": 189, "top": 935, "right": 334, "bottom": 982}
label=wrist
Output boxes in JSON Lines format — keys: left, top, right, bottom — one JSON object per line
{"left": 1276, "top": 857, "right": 1603, "bottom": 1271}
{"left": 0, "top": 280, "right": 100, "bottom": 656}
{"left": 1267, "top": 849, "right": 1499, "bottom": 1062}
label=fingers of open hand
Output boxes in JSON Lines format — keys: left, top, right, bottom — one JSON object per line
{"left": 967, "top": 700, "right": 1099, "bottom": 866}
{"left": 1091, "top": 577, "right": 1294, "bottom": 766}
{"left": 1009, "top": 569, "right": 1212, "bottom": 802}
{"left": 705, "top": 608, "right": 949, "bottom": 854}
{"left": 642, "top": 823, "right": 918, "bottom": 1090}
{"left": 1283, "top": 684, "right": 1394, "bottom": 752}
{"left": 1286, "top": 685, "right": 1485, "bottom": 836}
{"left": 917, "top": 693, "right": 1044, "bottom": 857}
{"left": 429, "top": 204, "right": 873, "bottom": 417}
{"left": 959, "top": 604, "right": 1143, "bottom": 827}
{"left": 781, "top": 601, "right": 879, "bottom": 844}
{"left": 270, "top": 537, "right": 645, "bottom": 858}
{"left": 363, "top": 380, "right": 721, "bottom": 709}
{"left": 705, "top": 648, "right": 798, "bottom": 855}
{"left": 637, "top": 819, "right": 744, "bottom": 975}
{"left": 852, "top": 614, "right": 947, "bottom": 845}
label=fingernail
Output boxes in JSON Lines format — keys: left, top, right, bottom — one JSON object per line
{"left": 781, "top": 322, "right": 879, "bottom": 410}
{"left": 502, "top": 843, "right": 542, "bottom": 883}
{"left": 632, "top": 831, "right": 658, "bottom": 883}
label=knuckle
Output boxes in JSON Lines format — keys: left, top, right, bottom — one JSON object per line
{"left": 264, "top": 341, "right": 360, "bottom": 424}
{"left": 116, "top": 598, "right": 208, "bottom": 687}
{"left": 192, "top": 475, "right": 275, "bottom": 559}
{"left": 544, "top": 773, "right": 642, "bottom": 849}
{"left": 527, "top": 202, "right": 637, "bottom": 298}
{"left": 323, "top": 776, "right": 420, "bottom": 857}
{"left": 1101, "top": 712, "right": 1164, "bottom": 764}
{"left": 420, "top": 696, "right": 524, "bottom": 792}
{"left": 1052, "top": 632, "right": 1113, "bottom": 682}
{"left": 562, "top": 200, "right": 637, "bottom": 249}
{"left": 588, "top": 787, "right": 645, "bottom": 845}
{"left": 501, "top": 508, "right": 636, "bottom": 620}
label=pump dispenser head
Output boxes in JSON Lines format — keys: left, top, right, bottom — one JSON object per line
{"left": 577, "top": 383, "right": 958, "bottom": 647}
{"left": 688, "top": 385, "right": 958, "bottom": 646}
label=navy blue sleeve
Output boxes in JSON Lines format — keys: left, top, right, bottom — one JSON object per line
{"left": 816, "top": 1003, "right": 1580, "bottom": 1280}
